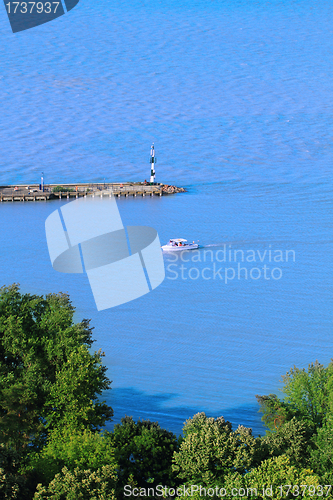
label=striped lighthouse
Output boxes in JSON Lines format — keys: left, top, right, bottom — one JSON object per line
{"left": 150, "top": 144, "right": 156, "bottom": 184}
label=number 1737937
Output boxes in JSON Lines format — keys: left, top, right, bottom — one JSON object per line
{"left": 5, "top": 2, "right": 59, "bottom": 14}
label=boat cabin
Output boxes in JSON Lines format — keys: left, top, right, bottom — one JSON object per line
{"left": 169, "top": 238, "right": 188, "bottom": 247}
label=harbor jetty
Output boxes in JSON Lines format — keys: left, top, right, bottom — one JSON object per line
{"left": 0, "top": 182, "right": 186, "bottom": 202}
{"left": 0, "top": 146, "right": 186, "bottom": 202}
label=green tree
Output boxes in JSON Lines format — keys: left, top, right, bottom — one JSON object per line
{"left": 256, "top": 361, "right": 333, "bottom": 430}
{"left": 224, "top": 455, "right": 321, "bottom": 500}
{"left": 31, "top": 426, "right": 117, "bottom": 486}
{"left": 33, "top": 465, "right": 117, "bottom": 500}
{"left": 309, "top": 414, "right": 333, "bottom": 482}
{"left": 254, "top": 394, "right": 294, "bottom": 431}
{"left": 262, "top": 417, "right": 312, "bottom": 467}
{"left": 172, "top": 413, "right": 264, "bottom": 486}
{"left": 0, "top": 444, "right": 29, "bottom": 499}
{"left": 0, "top": 284, "right": 113, "bottom": 453}
{"left": 112, "top": 416, "right": 179, "bottom": 493}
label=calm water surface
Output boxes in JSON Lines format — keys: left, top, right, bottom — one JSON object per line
{"left": 0, "top": 0, "right": 332, "bottom": 434}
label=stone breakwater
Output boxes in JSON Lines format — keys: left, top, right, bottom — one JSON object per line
{"left": 161, "top": 184, "right": 186, "bottom": 194}
{"left": 0, "top": 182, "right": 186, "bottom": 202}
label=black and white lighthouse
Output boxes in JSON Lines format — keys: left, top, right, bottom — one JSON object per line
{"left": 150, "top": 144, "right": 156, "bottom": 184}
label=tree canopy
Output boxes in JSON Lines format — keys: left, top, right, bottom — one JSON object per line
{"left": 173, "top": 412, "right": 264, "bottom": 487}
{"left": 1, "top": 284, "right": 333, "bottom": 499}
{"left": 112, "top": 416, "right": 180, "bottom": 493}
{"left": 0, "top": 284, "right": 113, "bottom": 453}
{"left": 256, "top": 360, "right": 333, "bottom": 431}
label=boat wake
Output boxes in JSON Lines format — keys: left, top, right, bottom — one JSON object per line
{"left": 199, "top": 238, "right": 327, "bottom": 248}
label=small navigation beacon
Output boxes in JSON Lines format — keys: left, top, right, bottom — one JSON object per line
{"left": 150, "top": 144, "right": 156, "bottom": 184}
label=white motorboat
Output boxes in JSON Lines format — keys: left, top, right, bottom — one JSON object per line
{"left": 161, "top": 238, "right": 199, "bottom": 252}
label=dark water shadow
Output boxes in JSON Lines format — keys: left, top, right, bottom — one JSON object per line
{"left": 102, "top": 387, "right": 266, "bottom": 437}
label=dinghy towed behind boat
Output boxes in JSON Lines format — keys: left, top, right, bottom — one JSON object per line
{"left": 161, "top": 238, "right": 199, "bottom": 252}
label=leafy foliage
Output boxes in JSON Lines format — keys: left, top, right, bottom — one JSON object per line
{"left": 33, "top": 466, "right": 117, "bottom": 500}
{"left": 281, "top": 361, "right": 332, "bottom": 427}
{"left": 255, "top": 394, "right": 294, "bottom": 431}
{"left": 225, "top": 455, "right": 321, "bottom": 500}
{"left": 309, "top": 414, "right": 333, "bottom": 482}
{"left": 262, "top": 417, "right": 312, "bottom": 467}
{"left": 0, "top": 284, "right": 113, "bottom": 453}
{"left": 0, "top": 444, "right": 29, "bottom": 499}
{"left": 1, "top": 286, "right": 333, "bottom": 498}
{"left": 112, "top": 416, "right": 179, "bottom": 492}
{"left": 172, "top": 412, "right": 263, "bottom": 486}
{"left": 31, "top": 426, "right": 116, "bottom": 485}
{"left": 256, "top": 361, "right": 333, "bottom": 430}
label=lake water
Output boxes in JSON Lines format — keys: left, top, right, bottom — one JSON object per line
{"left": 0, "top": 0, "right": 332, "bottom": 435}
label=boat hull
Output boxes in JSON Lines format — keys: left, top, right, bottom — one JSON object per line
{"left": 161, "top": 244, "right": 199, "bottom": 252}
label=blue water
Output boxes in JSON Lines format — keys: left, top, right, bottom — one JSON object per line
{"left": 0, "top": 0, "right": 333, "bottom": 435}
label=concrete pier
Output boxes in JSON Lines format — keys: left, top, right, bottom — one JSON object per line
{"left": 0, "top": 182, "right": 166, "bottom": 202}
